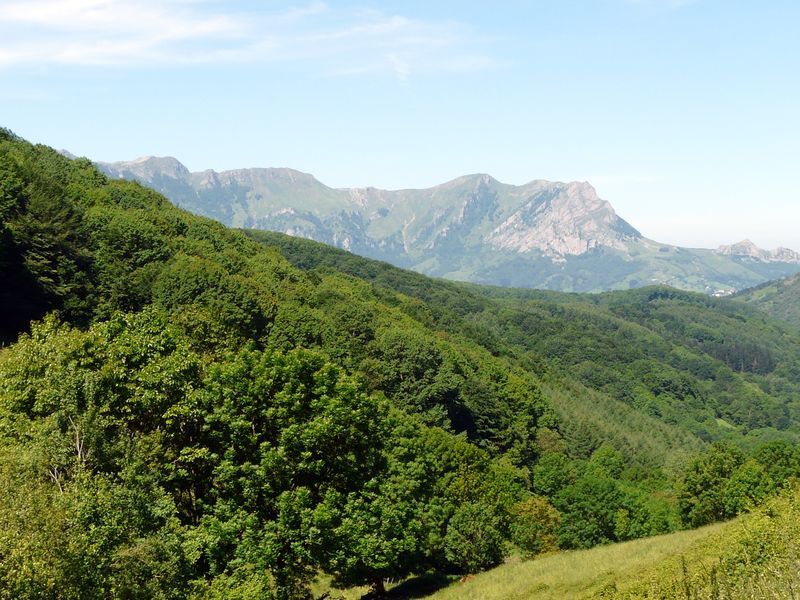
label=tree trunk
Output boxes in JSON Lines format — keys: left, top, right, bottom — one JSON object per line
{"left": 371, "top": 578, "right": 387, "bottom": 597}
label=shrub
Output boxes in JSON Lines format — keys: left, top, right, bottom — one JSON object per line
{"left": 444, "top": 502, "right": 505, "bottom": 573}
{"left": 509, "top": 496, "right": 560, "bottom": 557}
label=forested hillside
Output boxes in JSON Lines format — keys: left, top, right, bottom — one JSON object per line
{"left": 2, "top": 130, "right": 800, "bottom": 599}
{"left": 735, "top": 273, "right": 800, "bottom": 330}
{"left": 250, "top": 230, "right": 800, "bottom": 449}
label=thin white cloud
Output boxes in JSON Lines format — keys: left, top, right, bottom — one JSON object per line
{"left": 0, "top": 0, "right": 492, "bottom": 79}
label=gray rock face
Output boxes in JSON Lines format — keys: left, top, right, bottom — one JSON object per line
{"left": 484, "top": 181, "right": 640, "bottom": 257}
{"left": 97, "top": 156, "right": 800, "bottom": 293}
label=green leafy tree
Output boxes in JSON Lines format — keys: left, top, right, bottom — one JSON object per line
{"left": 0, "top": 314, "right": 389, "bottom": 599}
{"left": 753, "top": 440, "right": 800, "bottom": 486}
{"left": 532, "top": 452, "right": 577, "bottom": 497}
{"left": 723, "top": 459, "right": 774, "bottom": 515}
{"left": 554, "top": 474, "right": 623, "bottom": 549}
{"left": 678, "top": 443, "right": 745, "bottom": 527}
{"left": 322, "top": 478, "right": 430, "bottom": 595}
{"left": 509, "top": 496, "right": 561, "bottom": 557}
{"left": 588, "top": 445, "right": 624, "bottom": 479}
{"left": 443, "top": 502, "right": 505, "bottom": 573}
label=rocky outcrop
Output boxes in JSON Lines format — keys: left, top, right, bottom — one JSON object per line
{"left": 716, "top": 240, "right": 800, "bottom": 264}
{"left": 484, "top": 181, "right": 640, "bottom": 257}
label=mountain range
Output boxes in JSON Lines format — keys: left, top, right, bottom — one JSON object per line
{"left": 97, "top": 156, "right": 800, "bottom": 294}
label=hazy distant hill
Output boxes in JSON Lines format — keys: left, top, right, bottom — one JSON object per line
{"left": 98, "top": 156, "right": 800, "bottom": 293}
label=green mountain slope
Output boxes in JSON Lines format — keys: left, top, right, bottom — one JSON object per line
{"left": 735, "top": 273, "right": 800, "bottom": 329}
{"left": 425, "top": 522, "right": 729, "bottom": 600}
{"left": 0, "top": 130, "right": 561, "bottom": 597}
{"left": 248, "top": 230, "right": 800, "bottom": 449}
{"left": 2, "top": 129, "right": 800, "bottom": 598}
{"left": 99, "top": 156, "right": 800, "bottom": 294}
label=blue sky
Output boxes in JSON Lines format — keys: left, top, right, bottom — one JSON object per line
{"left": 1, "top": 0, "right": 799, "bottom": 249}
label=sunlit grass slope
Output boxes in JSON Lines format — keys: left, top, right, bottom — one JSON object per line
{"left": 615, "top": 488, "right": 800, "bottom": 599}
{"left": 427, "top": 487, "right": 800, "bottom": 600}
{"left": 425, "top": 524, "right": 727, "bottom": 600}
{"left": 736, "top": 273, "right": 800, "bottom": 330}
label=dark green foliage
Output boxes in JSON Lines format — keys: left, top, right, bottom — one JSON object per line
{"left": 0, "top": 133, "right": 554, "bottom": 597}
{"left": 532, "top": 452, "right": 577, "bottom": 497}
{"left": 589, "top": 446, "right": 625, "bottom": 479}
{"left": 323, "top": 422, "right": 525, "bottom": 587}
{"left": 466, "top": 284, "right": 800, "bottom": 446}
{"left": 677, "top": 440, "right": 800, "bottom": 529}
{"left": 0, "top": 313, "right": 392, "bottom": 597}
{"left": 554, "top": 474, "right": 625, "bottom": 548}
{"left": 753, "top": 440, "right": 800, "bottom": 484}
{"left": 256, "top": 229, "right": 800, "bottom": 450}
{"left": 443, "top": 502, "right": 506, "bottom": 573}
{"left": 722, "top": 459, "right": 774, "bottom": 515}
{"left": 0, "top": 147, "right": 95, "bottom": 339}
{"left": 552, "top": 458, "right": 675, "bottom": 549}
{"left": 678, "top": 443, "right": 746, "bottom": 527}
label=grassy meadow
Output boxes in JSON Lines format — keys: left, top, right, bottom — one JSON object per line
{"left": 426, "top": 524, "right": 727, "bottom": 600}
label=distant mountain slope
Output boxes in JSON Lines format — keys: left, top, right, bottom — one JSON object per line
{"left": 99, "top": 156, "right": 800, "bottom": 293}
{"left": 735, "top": 273, "right": 800, "bottom": 328}
{"left": 717, "top": 239, "right": 800, "bottom": 263}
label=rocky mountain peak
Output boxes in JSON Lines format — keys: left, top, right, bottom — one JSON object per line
{"left": 716, "top": 240, "right": 800, "bottom": 264}
{"left": 86, "top": 151, "right": 800, "bottom": 293}
{"left": 484, "top": 179, "right": 640, "bottom": 257}
{"left": 720, "top": 239, "right": 759, "bottom": 254}
{"left": 101, "top": 156, "right": 190, "bottom": 180}
{"left": 773, "top": 247, "right": 800, "bottom": 263}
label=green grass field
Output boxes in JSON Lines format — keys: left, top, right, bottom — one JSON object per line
{"left": 427, "top": 524, "right": 728, "bottom": 600}
{"left": 434, "top": 488, "right": 800, "bottom": 600}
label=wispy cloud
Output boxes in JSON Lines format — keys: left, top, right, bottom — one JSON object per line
{"left": 0, "top": 0, "right": 492, "bottom": 79}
